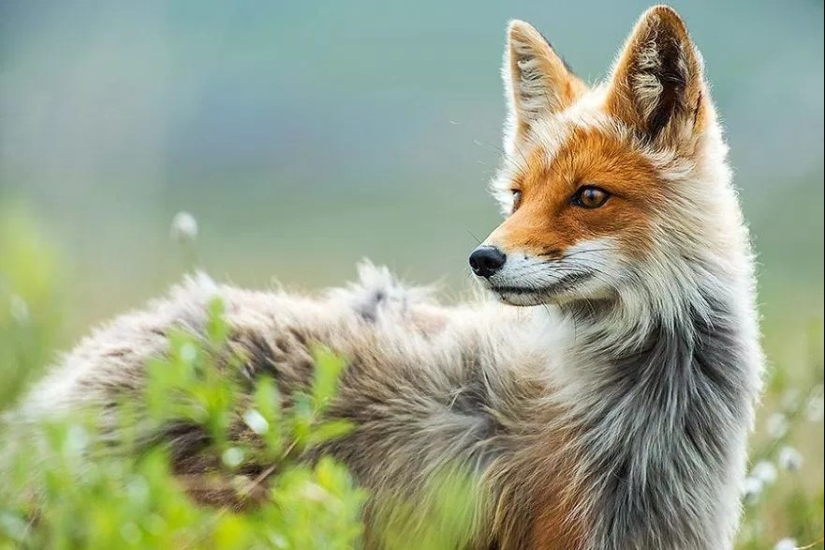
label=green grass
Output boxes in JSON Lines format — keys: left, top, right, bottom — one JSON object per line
{"left": 0, "top": 204, "right": 822, "bottom": 549}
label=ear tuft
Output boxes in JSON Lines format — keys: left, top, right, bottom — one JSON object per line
{"left": 606, "top": 5, "right": 705, "bottom": 144}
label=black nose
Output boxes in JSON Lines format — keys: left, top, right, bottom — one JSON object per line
{"left": 469, "top": 246, "right": 506, "bottom": 278}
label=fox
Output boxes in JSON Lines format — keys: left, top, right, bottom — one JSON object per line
{"left": 3, "top": 5, "right": 763, "bottom": 550}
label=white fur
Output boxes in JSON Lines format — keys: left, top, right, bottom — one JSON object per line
{"left": 5, "top": 9, "right": 763, "bottom": 550}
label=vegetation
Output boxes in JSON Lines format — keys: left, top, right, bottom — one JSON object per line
{"left": 0, "top": 205, "right": 822, "bottom": 549}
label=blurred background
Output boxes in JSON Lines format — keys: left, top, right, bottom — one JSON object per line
{"left": 0, "top": 0, "right": 822, "bottom": 546}
{"left": 1, "top": 0, "right": 822, "bottom": 327}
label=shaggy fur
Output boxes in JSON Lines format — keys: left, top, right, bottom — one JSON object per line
{"left": 5, "top": 6, "right": 763, "bottom": 550}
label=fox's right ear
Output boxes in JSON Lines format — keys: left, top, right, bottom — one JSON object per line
{"left": 503, "top": 20, "right": 586, "bottom": 152}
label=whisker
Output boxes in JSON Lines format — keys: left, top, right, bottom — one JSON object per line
{"left": 559, "top": 248, "right": 614, "bottom": 259}
{"left": 466, "top": 230, "right": 483, "bottom": 245}
{"left": 473, "top": 139, "right": 505, "bottom": 156}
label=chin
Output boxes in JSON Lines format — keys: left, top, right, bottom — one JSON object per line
{"left": 489, "top": 282, "right": 613, "bottom": 309}
{"left": 495, "top": 291, "right": 547, "bottom": 307}
{"left": 488, "top": 287, "right": 559, "bottom": 307}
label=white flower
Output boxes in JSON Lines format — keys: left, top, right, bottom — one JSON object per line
{"left": 751, "top": 460, "right": 777, "bottom": 485}
{"left": 179, "top": 342, "right": 197, "bottom": 365}
{"left": 806, "top": 385, "right": 824, "bottom": 423}
{"left": 243, "top": 409, "right": 269, "bottom": 435}
{"left": 782, "top": 388, "right": 801, "bottom": 409}
{"left": 774, "top": 537, "right": 798, "bottom": 550}
{"left": 221, "top": 446, "right": 245, "bottom": 468}
{"left": 766, "top": 412, "right": 789, "bottom": 439}
{"left": 171, "top": 211, "right": 198, "bottom": 242}
{"left": 741, "top": 476, "right": 762, "bottom": 504}
{"left": 62, "top": 423, "right": 89, "bottom": 458}
{"left": 778, "top": 446, "right": 803, "bottom": 472}
{"left": 9, "top": 295, "right": 29, "bottom": 324}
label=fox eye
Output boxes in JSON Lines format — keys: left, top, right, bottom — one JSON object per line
{"left": 571, "top": 186, "right": 610, "bottom": 209}
{"left": 511, "top": 189, "right": 523, "bottom": 212}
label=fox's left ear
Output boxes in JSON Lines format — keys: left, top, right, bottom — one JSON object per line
{"left": 606, "top": 6, "right": 707, "bottom": 147}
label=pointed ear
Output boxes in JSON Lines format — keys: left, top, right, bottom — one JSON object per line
{"left": 504, "top": 20, "right": 587, "bottom": 147}
{"left": 605, "top": 6, "right": 706, "bottom": 146}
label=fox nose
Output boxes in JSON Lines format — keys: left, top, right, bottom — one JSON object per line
{"left": 469, "top": 246, "right": 507, "bottom": 278}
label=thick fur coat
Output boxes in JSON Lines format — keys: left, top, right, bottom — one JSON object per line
{"left": 5, "top": 6, "right": 763, "bottom": 550}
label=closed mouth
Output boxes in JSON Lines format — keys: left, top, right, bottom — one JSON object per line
{"left": 490, "top": 286, "right": 538, "bottom": 295}
{"left": 490, "top": 272, "right": 594, "bottom": 297}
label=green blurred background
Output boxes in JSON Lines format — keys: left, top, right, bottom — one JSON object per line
{"left": 0, "top": 0, "right": 822, "bottom": 544}
{"left": 1, "top": 0, "right": 821, "bottom": 328}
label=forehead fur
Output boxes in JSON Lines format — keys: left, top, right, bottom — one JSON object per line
{"left": 527, "top": 124, "right": 662, "bottom": 200}
{"left": 490, "top": 115, "right": 662, "bottom": 256}
{"left": 493, "top": 88, "right": 671, "bottom": 207}
{"left": 489, "top": 86, "right": 741, "bottom": 268}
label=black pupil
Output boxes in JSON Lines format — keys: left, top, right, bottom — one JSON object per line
{"left": 580, "top": 187, "right": 605, "bottom": 206}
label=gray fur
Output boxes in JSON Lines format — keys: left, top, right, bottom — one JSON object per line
{"left": 564, "top": 293, "right": 756, "bottom": 550}
{"left": 3, "top": 7, "right": 763, "bottom": 550}
{"left": 4, "top": 255, "right": 761, "bottom": 550}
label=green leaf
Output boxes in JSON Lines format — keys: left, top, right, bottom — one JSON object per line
{"left": 310, "top": 346, "right": 347, "bottom": 412}
{"left": 206, "top": 297, "right": 229, "bottom": 346}
{"left": 306, "top": 420, "right": 355, "bottom": 448}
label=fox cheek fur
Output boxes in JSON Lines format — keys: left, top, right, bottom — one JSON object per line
{"left": 5, "top": 5, "right": 763, "bottom": 550}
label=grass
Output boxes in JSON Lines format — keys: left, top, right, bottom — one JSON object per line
{"left": 1, "top": 274, "right": 367, "bottom": 549}
{"left": 0, "top": 203, "right": 822, "bottom": 549}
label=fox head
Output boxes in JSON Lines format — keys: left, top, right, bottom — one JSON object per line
{"left": 471, "top": 5, "right": 749, "bottom": 318}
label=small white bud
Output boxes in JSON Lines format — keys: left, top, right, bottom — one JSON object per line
{"left": 171, "top": 211, "right": 198, "bottom": 242}
{"left": 806, "top": 385, "right": 824, "bottom": 423}
{"left": 766, "top": 413, "right": 788, "bottom": 440}
{"left": 751, "top": 460, "right": 777, "bottom": 485}
{"left": 243, "top": 409, "right": 269, "bottom": 435}
{"left": 777, "top": 446, "right": 803, "bottom": 472}
{"left": 774, "top": 537, "right": 798, "bottom": 550}
{"left": 221, "top": 446, "right": 245, "bottom": 469}
{"left": 179, "top": 342, "right": 197, "bottom": 365}
{"left": 742, "top": 476, "right": 762, "bottom": 505}
{"left": 63, "top": 423, "right": 89, "bottom": 458}
{"left": 9, "top": 295, "right": 29, "bottom": 324}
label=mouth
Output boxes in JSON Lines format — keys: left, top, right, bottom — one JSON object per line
{"left": 488, "top": 272, "right": 595, "bottom": 305}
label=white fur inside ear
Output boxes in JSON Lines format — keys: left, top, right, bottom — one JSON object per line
{"left": 631, "top": 39, "right": 665, "bottom": 121}
{"left": 502, "top": 20, "right": 579, "bottom": 156}
{"left": 606, "top": 9, "right": 705, "bottom": 144}
{"left": 510, "top": 42, "right": 556, "bottom": 120}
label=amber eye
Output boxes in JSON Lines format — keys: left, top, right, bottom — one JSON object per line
{"left": 511, "top": 189, "right": 523, "bottom": 212}
{"left": 571, "top": 185, "right": 610, "bottom": 209}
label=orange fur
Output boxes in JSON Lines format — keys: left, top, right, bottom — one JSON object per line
{"left": 489, "top": 126, "right": 662, "bottom": 260}
{"left": 527, "top": 431, "right": 586, "bottom": 550}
